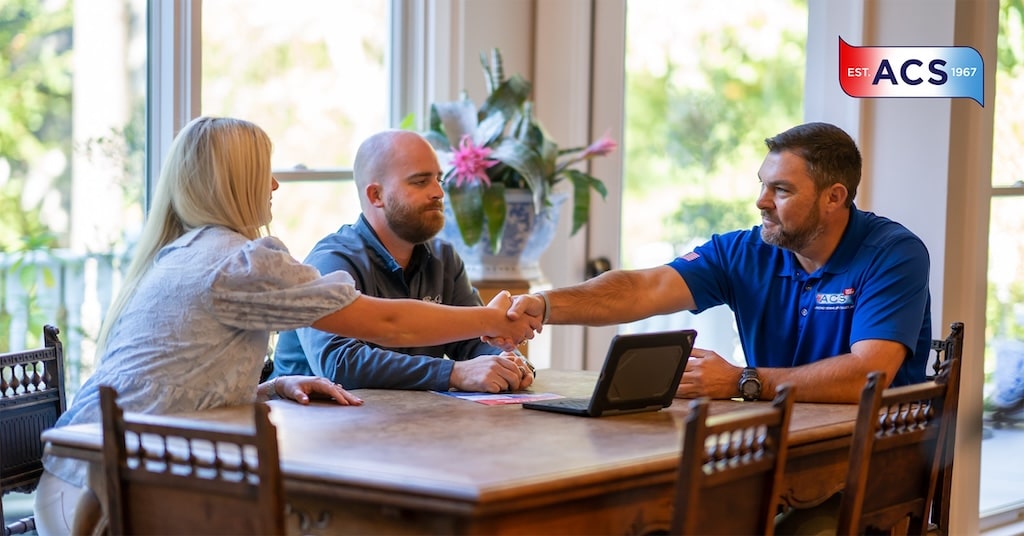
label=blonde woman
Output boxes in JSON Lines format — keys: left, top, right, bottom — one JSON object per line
{"left": 34, "top": 116, "right": 538, "bottom": 535}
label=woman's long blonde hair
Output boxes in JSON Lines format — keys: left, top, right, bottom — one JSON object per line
{"left": 96, "top": 116, "right": 274, "bottom": 352}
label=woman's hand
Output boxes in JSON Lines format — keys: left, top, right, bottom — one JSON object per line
{"left": 268, "top": 376, "right": 364, "bottom": 406}
{"left": 484, "top": 290, "right": 541, "bottom": 351}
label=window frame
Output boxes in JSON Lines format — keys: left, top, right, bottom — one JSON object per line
{"left": 145, "top": 0, "right": 418, "bottom": 198}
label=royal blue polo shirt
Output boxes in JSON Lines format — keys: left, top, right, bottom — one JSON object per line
{"left": 668, "top": 206, "right": 931, "bottom": 387}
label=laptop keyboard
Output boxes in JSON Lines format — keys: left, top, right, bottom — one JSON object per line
{"left": 542, "top": 398, "right": 591, "bottom": 410}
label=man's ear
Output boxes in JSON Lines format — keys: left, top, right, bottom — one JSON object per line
{"left": 366, "top": 183, "right": 385, "bottom": 207}
{"left": 825, "top": 182, "right": 849, "bottom": 210}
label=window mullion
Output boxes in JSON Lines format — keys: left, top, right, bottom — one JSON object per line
{"left": 146, "top": 0, "right": 201, "bottom": 213}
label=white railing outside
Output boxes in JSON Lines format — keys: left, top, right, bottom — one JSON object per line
{"left": 0, "top": 249, "right": 130, "bottom": 397}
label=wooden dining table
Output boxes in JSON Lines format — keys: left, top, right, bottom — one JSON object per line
{"left": 41, "top": 369, "right": 859, "bottom": 535}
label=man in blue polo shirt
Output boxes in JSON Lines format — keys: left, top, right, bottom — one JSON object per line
{"left": 508, "top": 122, "right": 930, "bottom": 403}
{"left": 273, "top": 130, "right": 534, "bottom": 393}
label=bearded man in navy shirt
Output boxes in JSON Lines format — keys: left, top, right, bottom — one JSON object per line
{"left": 274, "top": 130, "right": 534, "bottom": 394}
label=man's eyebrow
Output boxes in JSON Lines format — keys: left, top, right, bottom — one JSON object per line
{"left": 404, "top": 171, "right": 438, "bottom": 181}
{"left": 760, "top": 176, "right": 796, "bottom": 188}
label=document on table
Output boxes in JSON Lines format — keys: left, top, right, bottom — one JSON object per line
{"left": 430, "top": 390, "right": 564, "bottom": 406}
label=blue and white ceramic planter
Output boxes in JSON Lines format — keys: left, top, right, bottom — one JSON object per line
{"left": 440, "top": 189, "right": 566, "bottom": 281}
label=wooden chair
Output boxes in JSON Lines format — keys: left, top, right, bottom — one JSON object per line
{"left": 926, "top": 321, "right": 964, "bottom": 536}
{"left": 671, "top": 384, "right": 795, "bottom": 536}
{"left": 1, "top": 324, "right": 66, "bottom": 536}
{"left": 99, "top": 385, "right": 285, "bottom": 535}
{"left": 836, "top": 341, "right": 962, "bottom": 536}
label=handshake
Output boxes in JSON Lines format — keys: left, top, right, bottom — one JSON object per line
{"left": 480, "top": 291, "right": 550, "bottom": 352}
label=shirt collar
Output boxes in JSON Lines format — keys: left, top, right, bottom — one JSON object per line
{"left": 353, "top": 215, "right": 433, "bottom": 274}
{"left": 775, "top": 204, "right": 862, "bottom": 279}
{"left": 819, "top": 204, "right": 864, "bottom": 275}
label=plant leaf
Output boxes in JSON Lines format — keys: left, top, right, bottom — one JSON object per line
{"left": 398, "top": 112, "right": 417, "bottom": 131}
{"left": 446, "top": 180, "right": 484, "bottom": 246}
{"left": 565, "top": 169, "right": 609, "bottom": 236}
{"left": 480, "top": 49, "right": 504, "bottom": 94}
{"left": 490, "top": 138, "right": 548, "bottom": 213}
{"left": 428, "top": 104, "right": 444, "bottom": 135}
{"left": 433, "top": 99, "right": 479, "bottom": 146}
{"left": 482, "top": 183, "right": 507, "bottom": 254}
{"left": 423, "top": 130, "right": 451, "bottom": 152}
{"left": 474, "top": 110, "right": 506, "bottom": 147}
{"left": 424, "top": 107, "right": 451, "bottom": 151}
{"left": 480, "top": 74, "right": 531, "bottom": 121}
{"left": 425, "top": 106, "right": 454, "bottom": 150}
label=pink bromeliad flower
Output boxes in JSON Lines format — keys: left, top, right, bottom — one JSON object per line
{"left": 580, "top": 131, "right": 617, "bottom": 159}
{"left": 450, "top": 135, "right": 498, "bottom": 187}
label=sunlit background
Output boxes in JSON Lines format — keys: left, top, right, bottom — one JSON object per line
{"left": 1, "top": 0, "right": 1023, "bottom": 523}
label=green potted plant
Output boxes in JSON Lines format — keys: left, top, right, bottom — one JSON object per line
{"left": 424, "top": 48, "right": 615, "bottom": 261}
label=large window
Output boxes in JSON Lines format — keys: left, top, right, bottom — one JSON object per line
{"left": 618, "top": 0, "right": 807, "bottom": 360}
{"left": 0, "top": 0, "right": 146, "bottom": 394}
{"left": 0, "top": 0, "right": 392, "bottom": 399}
{"left": 980, "top": 0, "right": 1024, "bottom": 520}
{"left": 201, "top": 0, "right": 390, "bottom": 259}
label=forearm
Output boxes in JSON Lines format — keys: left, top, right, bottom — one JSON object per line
{"left": 546, "top": 267, "right": 690, "bottom": 325}
{"left": 312, "top": 296, "right": 511, "bottom": 348}
{"left": 301, "top": 328, "right": 452, "bottom": 390}
{"left": 543, "top": 272, "right": 635, "bottom": 325}
{"left": 757, "top": 352, "right": 899, "bottom": 403}
{"left": 332, "top": 346, "right": 452, "bottom": 390}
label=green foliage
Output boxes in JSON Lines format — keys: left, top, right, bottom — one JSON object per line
{"left": 398, "top": 112, "right": 417, "bottom": 131}
{"left": 0, "top": 0, "right": 73, "bottom": 171}
{"left": 0, "top": 0, "right": 72, "bottom": 253}
{"left": 997, "top": 0, "right": 1024, "bottom": 74}
{"left": 626, "top": 21, "right": 804, "bottom": 197}
{"left": 0, "top": 0, "right": 108, "bottom": 353}
{"left": 623, "top": 0, "right": 805, "bottom": 252}
{"left": 665, "top": 199, "right": 760, "bottom": 247}
{"left": 987, "top": 0, "right": 1024, "bottom": 385}
{"left": 987, "top": 280, "right": 1024, "bottom": 342}
{"left": 0, "top": 180, "right": 57, "bottom": 252}
{"left": 0, "top": 248, "right": 58, "bottom": 353}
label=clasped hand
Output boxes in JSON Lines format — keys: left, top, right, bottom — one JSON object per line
{"left": 482, "top": 290, "right": 543, "bottom": 351}
{"left": 450, "top": 352, "right": 536, "bottom": 393}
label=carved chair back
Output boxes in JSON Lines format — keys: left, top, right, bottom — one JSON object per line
{"left": 836, "top": 342, "right": 962, "bottom": 535}
{"left": 99, "top": 385, "right": 285, "bottom": 535}
{"left": 926, "top": 321, "right": 964, "bottom": 535}
{"left": 671, "top": 384, "right": 795, "bottom": 536}
{"left": 1, "top": 325, "right": 66, "bottom": 536}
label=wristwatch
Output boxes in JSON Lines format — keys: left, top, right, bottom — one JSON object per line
{"left": 739, "top": 367, "right": 762, "bottom": 401}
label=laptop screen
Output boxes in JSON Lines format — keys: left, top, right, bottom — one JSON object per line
{"left": 522, "top": 329, "right": 696, "bottom": 417}
{"left": 607, "top": 345, "right": 686, "bottom": 402}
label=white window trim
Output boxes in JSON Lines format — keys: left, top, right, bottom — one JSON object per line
{"left": 146, "top": 0, "right": 200, "bottom": 210}
{"left": 148, "top": 0, "right": 412, "bottom": 192}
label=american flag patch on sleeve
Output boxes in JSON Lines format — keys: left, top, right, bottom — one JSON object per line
{"left": 681, "top": 251, "right": 700, "bottom": 262}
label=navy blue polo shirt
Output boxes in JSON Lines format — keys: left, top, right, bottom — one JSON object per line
{"left": 668, "top": 206, "right": 932, "bottom": 386}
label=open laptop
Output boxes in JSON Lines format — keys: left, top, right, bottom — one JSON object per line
{"left": 522, "top": 329, "right": 697, "bottom": 417}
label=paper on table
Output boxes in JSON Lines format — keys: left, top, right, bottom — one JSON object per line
{"left": 430, "top": 390, "right": 564, "bottom": 406}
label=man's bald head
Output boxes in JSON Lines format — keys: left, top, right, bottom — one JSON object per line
{"left": 353, "top": 130, "right": 434, "bottom": 207}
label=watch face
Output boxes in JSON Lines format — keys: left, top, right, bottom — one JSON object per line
{"left": 741, "top": 380, "right": 759, "bottom": 397}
